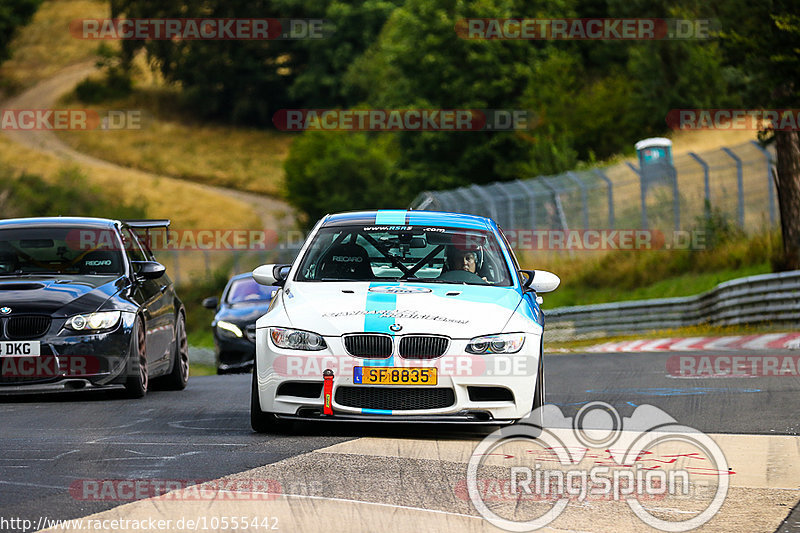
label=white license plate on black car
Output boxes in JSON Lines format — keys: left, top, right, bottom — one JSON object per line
{"left": 0, "top": 341, "right": 41, "bottom": 357}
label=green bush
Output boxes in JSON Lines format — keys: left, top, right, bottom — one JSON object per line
{"left": 284, "top": 130, "right": 400, "bottom": 225}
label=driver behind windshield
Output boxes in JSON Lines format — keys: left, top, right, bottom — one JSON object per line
{"left": 444, "top": 246, "right": 488, "bottom": 282}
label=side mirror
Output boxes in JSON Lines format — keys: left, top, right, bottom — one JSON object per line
{"left": 253, "top": 264, "right": 291, "bottom": 286}
{"left": 202, "top": 296, "right": 219, "bottom": 309}
{"left": 132, "top": 261, "right": 165, "bottom": 280}
{"left": 519, "top": 269, "right": 560, "bottom": 293}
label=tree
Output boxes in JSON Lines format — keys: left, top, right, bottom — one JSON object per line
{"left": 111, "top": 0, "right": 402, "bottom": 124}
{"left": 0, "top": 0, "right": 41, "bottom": 63}
{"left": 717, "top": 1, "right": 800, "bottom": 269}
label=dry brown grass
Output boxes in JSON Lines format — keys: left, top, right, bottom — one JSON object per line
{"left": 55, "top": 93, "right": 293, "bottom": 197}
{"left": 0, "top": 0, "right": 111, "bottom": 94}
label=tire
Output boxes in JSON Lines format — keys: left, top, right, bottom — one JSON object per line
{"left": 515, "top": 355, "right": 545, "bottom": 429}
{"left": 124, "top": 317, "right": 148, "bottom": 398}
{"left": 250, "top": 360, "right": 286, "bottom": 433}
{"left": 157, "top": 313, "right": 189, "bottom": 390}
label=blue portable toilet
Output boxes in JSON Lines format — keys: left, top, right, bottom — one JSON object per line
{"left": 635, "top": 137, "right": 673, "bottom": 167}
{"left": 634, "top": 137, "right": 679, "bottom": 231}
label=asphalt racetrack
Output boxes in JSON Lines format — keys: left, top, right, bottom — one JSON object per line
{"left": 1, "top": 348, "right": 799, "bottom": 532}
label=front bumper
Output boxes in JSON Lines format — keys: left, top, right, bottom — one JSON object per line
{"left": 215, "top": 334, "right": 256, "bottom": 372}
{"left": 0, "top": 313, "right": 136, "bottom": 391}
{"left": 254, "top": 331, "right": 541, "bottom": 422}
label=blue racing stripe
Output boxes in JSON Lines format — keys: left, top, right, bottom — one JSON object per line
{"left": 375, "top": 210, "right": 408, "bottom": 225}
{"left": 406, "top": 211, "right": 490, "bottom": 229}
{"left": 362, "top": 282, "right": 396, "bottom": 367}
{"left": 362, "top": 408, "right": 392, "bottom": 415}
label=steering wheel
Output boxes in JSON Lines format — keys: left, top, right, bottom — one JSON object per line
{"left": 436, "top": 269, "right": 488, "bottom": 284}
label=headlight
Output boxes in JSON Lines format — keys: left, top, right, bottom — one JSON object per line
{"left": 466, "top": 333, "right": 525, "bottom": 354}
{"left": 269, "top": 327, "right": 326, "bottom": 351}
{"left": 67, "top": 311, "right": 121, "bottom": 331}
{"left": 217, "top": 320, "right": 243, "bottom": 338}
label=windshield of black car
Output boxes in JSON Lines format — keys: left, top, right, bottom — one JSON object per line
{"left": 0, "top": 227, "right": 125, "bottom": 276}
{"left": 295, "top": 225, "right": 513, "bottom": 286}
{"left": 227, "top": 277, "right": 276, "bottom": 303}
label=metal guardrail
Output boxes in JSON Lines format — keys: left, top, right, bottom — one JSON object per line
{"left": 543, "top": 270, "right": 800, "bottom": 341}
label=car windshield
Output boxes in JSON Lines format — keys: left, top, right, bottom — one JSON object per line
{"left": 227, "top": 277, "right": 276, "bottom": 303}
{"left": 295, "top": 225, "right": 513, "bottom": 286}
{"left": 0, "top": 226, "right": 125, "bottom": 276}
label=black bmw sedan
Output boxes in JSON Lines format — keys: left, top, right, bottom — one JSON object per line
{"left": 203, "top": 273, "right": 277, "bottom": 374}
{"left": 0, "top": 217, "right": 188, "bottom": 397}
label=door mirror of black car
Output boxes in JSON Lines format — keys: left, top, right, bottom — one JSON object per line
{"left": 132, "top": 261, "right": 166, "bottom": 280}
{"left": 202, "top": 297, "right": 219, "bottom": 309}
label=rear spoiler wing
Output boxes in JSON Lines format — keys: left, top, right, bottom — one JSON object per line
{"left": 121, "top": 220, "right": 170, "bottom": 258}
{"left": 121, "top": 219, "right": 171, "bottom": 229}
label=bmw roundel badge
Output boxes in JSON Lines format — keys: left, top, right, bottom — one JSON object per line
{"left": 0, "top": 307, "right": 11, "bottom": 315}
{"left": 389, "top": 323, "right": 403, "bottom": 332}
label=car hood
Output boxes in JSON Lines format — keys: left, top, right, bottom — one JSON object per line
{"left": 281, "top": 282, "right": 522, "bottom": 338}
{"left": 0, "top": 275, "right": 127, "bottom": 317}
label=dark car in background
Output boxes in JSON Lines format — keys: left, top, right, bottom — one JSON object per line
{"left": 203, "top": 273, "right": 277, "bottom": 374}
{"left": 0, "top": 217, "right": 188, "bottom": 397}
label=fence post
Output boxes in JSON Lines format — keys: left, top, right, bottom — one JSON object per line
{"left": 593, "top": 169, "right": 615, "bottom": 228}
{"left": 414, "top": 192, "right": 435, "bottom": 211}
{"left": 566, "top": 171, "right": 590, "bottom": 228}
{"left": 721, "top": 147, "right": 745, "bottom": 227}
{"left": 626, "top": 162, "right": 647, "bottom": 229}
{"left": 540, "top": 177, "right": 569, "bottom": 231}
{"left": 750, "top": 140, "right": 777, "bottom": 226}
{"left": 688, "top": 152, "right": 711, "bottom": 220}
{"left": 669, "top": 164, "right": 680, "bottom": 232}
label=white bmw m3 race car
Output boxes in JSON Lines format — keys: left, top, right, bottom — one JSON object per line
{"left": 250, "top": 210, "right": 560, "bottom": 431}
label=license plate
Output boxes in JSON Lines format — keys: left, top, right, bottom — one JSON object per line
{"left": 354, "top": 366, "right": 437, "bottom": 385}
{"left": 0, "top": 341, "right": 41, "bottom": 357}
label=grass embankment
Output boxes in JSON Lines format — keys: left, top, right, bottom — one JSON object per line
{"left": 56, "top": 87, "right": 292, "bottom": 197}
{"left": 524, "top": 230, "right": 779, "bottom": 309}
{"left": 525, "top": 230, "right": 786, "bottom": 349}
{"left": 0, "top": 0, "right": 107, "bottom": 95}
